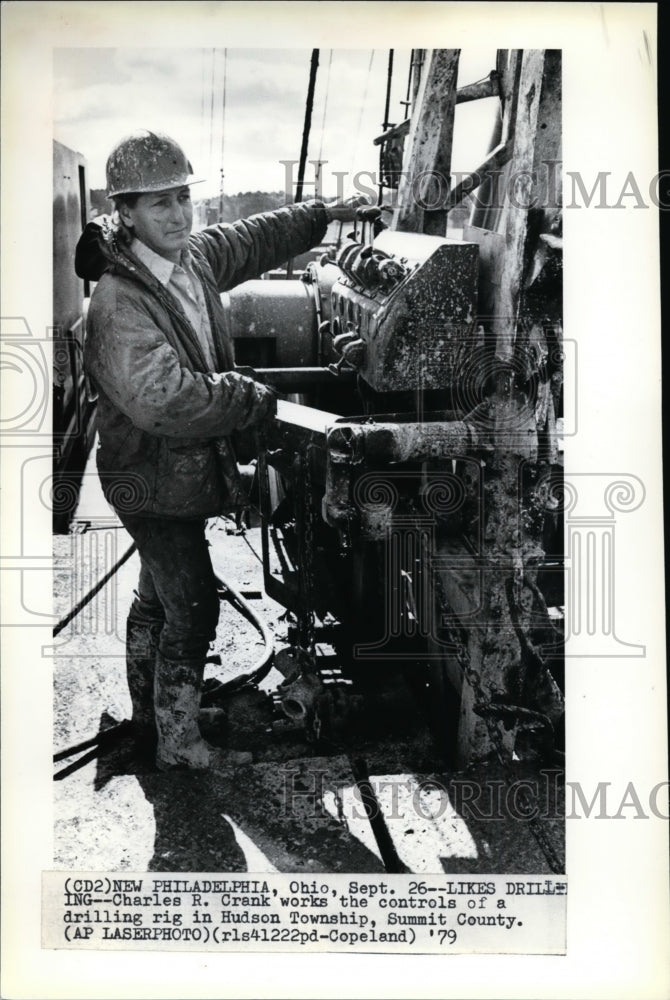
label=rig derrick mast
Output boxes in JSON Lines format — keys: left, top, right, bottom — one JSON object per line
{"left": 221, "top": 49, "right": 564, "bottom": 769}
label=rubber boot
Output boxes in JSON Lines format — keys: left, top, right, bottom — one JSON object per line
{"left": 154, "top": 653, "right": 252, "bottom": 772}
{"left": 125, "top": 618, "right": 162, "bottom": 751}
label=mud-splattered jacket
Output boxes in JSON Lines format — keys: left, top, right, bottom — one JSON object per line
{"left": 77, "top": 203, "right": 328, "bottom": 518}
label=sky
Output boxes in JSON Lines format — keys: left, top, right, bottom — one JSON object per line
{"left": 54, "top": 47, "right": 498, "bottom": 200}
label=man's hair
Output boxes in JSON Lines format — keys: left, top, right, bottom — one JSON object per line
{"left": 112, "top": 193, "right": 140, "bottom": 212}
{"left": 111, "top": 193, "right": 140, "bottom": 246}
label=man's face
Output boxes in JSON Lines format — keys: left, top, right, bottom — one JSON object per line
{"left": 120, "top": 186, "right": 193, "bottom": 262}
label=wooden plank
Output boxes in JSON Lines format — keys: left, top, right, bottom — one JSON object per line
{"left": 372, "top": 73, "right": 500, "bottom": 148}
{"left": 530, "top": 49, "right": 562, "bottom": 219}
{"left": 411, "top": 49, "right": 426, "bottom": 109}
{"left": 391, "top": 49, "right": 460, "bottom": 236}
{"left": 492, "top": 50, "right": 546, "bottom": 360}
{"left": 456, "top": 73, "right": 500, "bottom": 104}
{"left": 447, "top": 139, "right": 513, "bottom": 210}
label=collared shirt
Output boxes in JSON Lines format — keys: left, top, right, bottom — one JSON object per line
{"left": 131, "top": 237, "right": 216, "bottom": 369}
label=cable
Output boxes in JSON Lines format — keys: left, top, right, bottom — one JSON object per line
{"left": 382, "top": 48, "right": 394, "bottom": 129}
{"left": 295, "top": 48, "right": 320, "bottom": 203}
{"left": 52, "top": 541, "right": 137, "bottom": 637}
{"left": 315, "top": 49, "right": 333, "bottom": 186}
{"left": 403, "top": 49, "right": 414, "bottom": 112}
{"left": 221, "top": 48, "right": 227, "bottom": 165}
{"left": 218, "top": 48, "right": 227, "bottom": 220}
{"left": 202, "top": 574, "right": 275, "bottom": 699}
{"left": 208, "top": 47, "right": 216, "bottom": 180}
{"left": 69, "top": 523, "right": 128, "bottom": 531}
{"left": 287, "top": 48, "right": 319, "bottom": 279}
{"left": 378, "top": 49, "right": 394, "bottom": 204}
{"left": 199, "top": 48, "right": 207, "bottom": 170}
{"left": 240, "top": 528, "right": 263, "bottom": 565}
{"left": 348, "top": 50, "right": 375, "bottom": 181}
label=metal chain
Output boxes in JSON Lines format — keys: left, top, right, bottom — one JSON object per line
{"left": 298, "top": 445, "right": 317, "bottom": 662}
{"left": 299, "top": 444, "right": 323, "bottom": 740}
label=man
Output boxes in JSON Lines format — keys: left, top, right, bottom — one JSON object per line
{"left": 77, "top": 129, "right": 360, "bottom": 772}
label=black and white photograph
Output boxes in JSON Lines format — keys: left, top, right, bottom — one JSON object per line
{"left": 50, "top": 43, "right": 567, "bottom": 881}
{"left": 1, "top": 2, "right": 668, "bottom": 998}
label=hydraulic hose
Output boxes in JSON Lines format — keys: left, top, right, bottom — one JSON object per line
{"left": 52, "top": 542, "right": 137, "bottom": 637}
{"left": 203, "top": 575, "right": 275, "bottom": 700}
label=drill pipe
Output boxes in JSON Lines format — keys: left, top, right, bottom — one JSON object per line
{"left": 323, "top": 419, "right": 481, "bottom": 534}
{"left": 328, "top": 419, "right": 480, "bottom": 463}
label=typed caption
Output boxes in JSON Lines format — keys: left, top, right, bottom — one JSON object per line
{"left": 43, "top": 872, "right": 566, "bottom": 954}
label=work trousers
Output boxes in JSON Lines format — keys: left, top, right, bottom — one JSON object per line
{"left": 118, "top": 514, "right": 220, "bottom": 661}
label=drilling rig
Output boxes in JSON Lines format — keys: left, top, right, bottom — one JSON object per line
{"left": 222, "top": 48, "right": 564, "bottom": 769}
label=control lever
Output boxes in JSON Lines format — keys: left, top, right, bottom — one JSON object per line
{"left": 340, "top": 338, "right": 366, "bottom": 367}
{"left": 329, "top": 325, "right": 366, "bottom": 374}
{"left": 332, "top": 329, "right": 358, "bottom": 354}
{"left": 355, "top": 205, "right": 382, "bottom": 247}
{"left": 328, "top": 356, "right": 354, "bottom": 376}
{"left": 329, "top": 324, "right": 358, "bottom": 376}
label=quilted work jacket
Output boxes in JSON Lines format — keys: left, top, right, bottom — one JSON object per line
{"left": 78, "top": 203, "right": 328, "bottom": 519}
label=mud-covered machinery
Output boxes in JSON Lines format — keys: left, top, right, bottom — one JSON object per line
{"left": 222, "top": 48, "right": 564, "bottom": 769}
{"left": 52, "top": 140, "right": 97, "bottom": 531}
{"left": 224, "top": 224, "right": 491, "bottom": 746}
{"left": 327, "top": 225, "right": 477, "bottom": 391}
